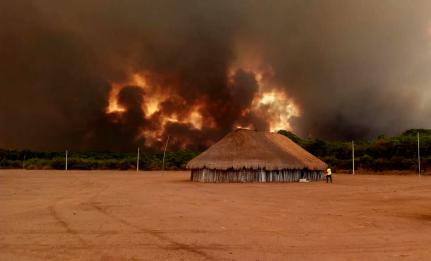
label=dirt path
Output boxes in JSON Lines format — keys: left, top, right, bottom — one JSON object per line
{"left": 1, "top": 170, "right": 431, "bottom": 260}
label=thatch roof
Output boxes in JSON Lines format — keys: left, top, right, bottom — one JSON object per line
{"left": 187, "top": 129, "right": 327, "bottom": 171}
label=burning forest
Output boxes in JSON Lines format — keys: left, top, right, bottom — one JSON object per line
{"left": 1, "top": 1, "right": 431, "bottom": 151}
{"left": 104, "top": 61, "right": 300, "bottom": 150}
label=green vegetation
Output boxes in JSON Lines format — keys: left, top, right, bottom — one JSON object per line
{"left": 0, "top": 150, "right": 198, "bottom": 171}
{"left": 278, "top": 129, "right": 431, "bottom": 172}
{"left": 0, "top": 129, "right": 429, "bottom": 171}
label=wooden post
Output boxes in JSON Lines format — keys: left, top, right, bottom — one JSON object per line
{"left": 352, "top": 141, "right": 355, "bottom": 175}
{"left": 65, "top": 150, "right": 68, "bottom": 171}
{"left": 136, "top": 147, "right": 140, "bottom": 172}
{"left": 162, "top": 135, "right": 170, "bottom": 171}
{"left": 418, "top": 131, "right": 421, "bottom": 176}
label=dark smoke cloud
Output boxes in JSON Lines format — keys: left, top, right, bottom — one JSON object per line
{"left": 0, "top": 0, "right": 430, "bottom": 150}
{"left": 256, "top": 1, "right": 431, "bottom": 140}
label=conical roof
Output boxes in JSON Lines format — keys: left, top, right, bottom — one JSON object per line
{"left": 187, "top": 129, "right": 327, "bottom": 171}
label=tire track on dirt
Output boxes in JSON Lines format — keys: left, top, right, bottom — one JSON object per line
{"left": 47, "top": 177, "right": 96, "bottom": 247}
{"left": 47, "top": 206, "right": 87, "bottom": 246}
{"left": 89, "top": 202, "right": 214, "bottom": 260}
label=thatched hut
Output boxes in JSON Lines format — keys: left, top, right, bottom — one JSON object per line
{"left": 187, "top": 129, "right": 327, "bottom": 183}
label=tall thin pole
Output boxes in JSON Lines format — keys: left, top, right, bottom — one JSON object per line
{"left": 352, "top": 141, "right": 355, "bottom": 175}
{"left": 65, "top": 150, "right": 68, "bottom": 171}
{"left": 418, "top": 131, "right": 421, "bottom": 176}
{"left": 162, "top": 135, "right": 170, "bottom": 171}
{"left": 136, "top": 147, "right": 140, "bottom": 172}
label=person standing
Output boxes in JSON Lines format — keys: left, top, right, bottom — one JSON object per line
{"left": 326, "top": 168, "right": 332, "bottom": 183}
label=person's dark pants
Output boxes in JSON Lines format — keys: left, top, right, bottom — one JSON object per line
{"left": 326, "top": 175, "right": 332, "bottom": 183}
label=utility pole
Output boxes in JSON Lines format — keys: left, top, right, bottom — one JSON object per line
{"left": 352, "top": 141, "right": 355, "bottom": 175}
{"left": 418, "top": 131, "right": 421, "bottom": 176}
{"left": 65, "top": 150, "right": 68, "bottom": 171}
{"left": 162, "top": 135, "right": 170, "bottom": 171}
{"left": 136, "top": 147, "right": 140, "bottom": 172}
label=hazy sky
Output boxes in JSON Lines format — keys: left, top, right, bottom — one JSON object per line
{"left": 0, "top": 0, "right": 430, "bottom": 151}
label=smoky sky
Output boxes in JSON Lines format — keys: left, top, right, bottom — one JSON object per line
{"left": 0, "top": 0, "right": 430, "bottom": 151}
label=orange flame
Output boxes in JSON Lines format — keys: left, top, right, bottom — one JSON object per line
{"left": 106, "top": 72, "right": 204, "bottom": 145}
{"left": 228, "top": 44, "right": 300, "bottom": 132}
{"left": 106, "top": 83, "right": 126, "bottom": 113}
{"left": 106, "top": 43, "right": 300, "bottom": 147}
{"left": 252, "top": 89, "right": 299, "bottom": 132}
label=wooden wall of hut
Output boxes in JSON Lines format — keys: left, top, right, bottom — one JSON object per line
{"left": 190, "top": 168, "right": 324, "bottom": 183}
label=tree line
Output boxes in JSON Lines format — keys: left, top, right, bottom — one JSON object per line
{"left": 0, "top": 129, "right": 429, "bottom": 171}
{"left": 0, "top": 150, "right": 198, "bottom": 170}
{"left": 278, "top": 128, "right": 430, "bottom": 172}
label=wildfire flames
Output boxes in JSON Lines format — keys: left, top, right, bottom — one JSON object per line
{"left": 106, "top": 74, "right": 202, "bottom": 146}
{"left": 252, "top": 90, "right": 299, "bottom": 131}
{"left": 106, "top": 52, "right": 300, "bottom": 149}
{"left": 228, "top": 47, "right": 300, "bottom": 132}
{"left": 107, "top": 84, "right": 126, "bottom": 114}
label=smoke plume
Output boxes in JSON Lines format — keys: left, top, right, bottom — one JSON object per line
{"left": 1, "top": 0, "right": 430, "bottom": 151}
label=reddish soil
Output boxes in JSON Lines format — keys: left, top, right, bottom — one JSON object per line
{"left": 1, "top": 170, "right": 431, "bottom": 260}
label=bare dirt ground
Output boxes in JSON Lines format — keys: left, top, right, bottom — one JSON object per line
{"left": 1, "top": 170, "right": 431, "bottom": 260}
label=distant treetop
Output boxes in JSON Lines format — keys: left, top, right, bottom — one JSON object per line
{"left": 401, "top": 129, "right": 431, "bottom": 136}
